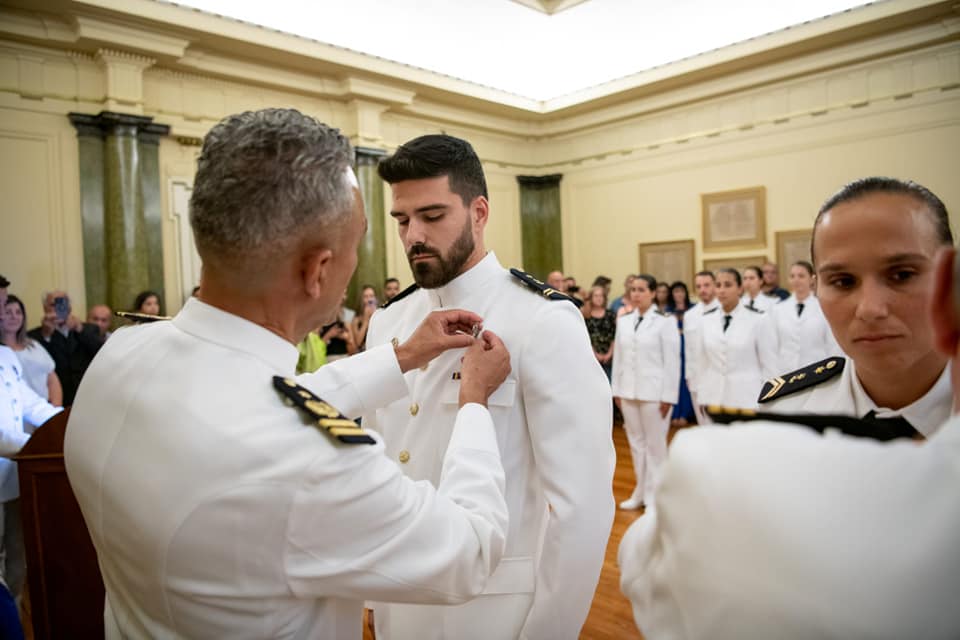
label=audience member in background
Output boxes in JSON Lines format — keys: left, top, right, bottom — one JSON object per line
{"left": 133, "top": 290, "right": 162, "bottom": 316}
{"left": 546, "top": 270, "right": 565, "bottom": 292}
{"left": 86, "top": 304, "right": 113, "bottom": 339}
{"left": 610, "top": 274, "right": 634, "bottom": 315}
{"left": 618, "top": 242, "right": 960, "bottom": 640}
{"left": 583, "top": 284, "right": 617, "bottom": 380}
{"left": 761, "top": 261, "right": 790, "bottom": 300}
{"left": 0, "top": 280, "right": 61, "bottom": 603}
{"left": 667, "top": 282, "right": 696, "bottom": 427}
{"left": 295, "top": 326, "right": 327, "bottom": 374}
{"left": 760, "top": 177, "right": 953, "bottom": 437}
{"left": 349, "top": 284, "right": 378, "bottom": 351}
{"left": 741, "top": 265, "right": 775, "bottom": 312}
{"left": 383, "top": 277, "right": 401, "bottom": 302}
{"left": 770, "top": 260, "right": 839, "bottom": 373}
{"left": 695, "top": 268, "right": 777, "bottom": 413}
{"left": 654, "top": 282, "right": 670, "bottom": 310}
{"left": 27, "top": 290, "right": 105, "bottom": 405}
{"left": 592, "top": 275, "right": 612, "bottom": 300}
{"left": 612, "top": 275, "right": 680, "bottom": 510}
{"left": 564, "top": 276, "right": 583, "bottom": 302}
{"left": 682, "top": 271, "right": 720, "bottom": 423}
{"left": 2, "top": 294, "right": 62, "bottom": 407}
{"left": 321, "top": 302, "right": 357, "bottom": 362}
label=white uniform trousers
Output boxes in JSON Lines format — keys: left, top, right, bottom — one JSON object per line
{"left": 620, "top": 399, "right": 670, "bottom": 505}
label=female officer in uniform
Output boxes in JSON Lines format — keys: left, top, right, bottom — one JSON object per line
{"left": 770, "top": 260, "right": 839, "bottom": 372}
{"left": 740, "top": 265, "right": 775, "bottom": 313}
{"left": 612, "top": 275, "right": 680, "bottom": 510}
{"left": 696, "top": 268, "right": 777, "bottom": 413}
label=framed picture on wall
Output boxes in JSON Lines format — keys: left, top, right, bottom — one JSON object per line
{"left": 701, "top": 186, "right": 767, "bottom": 251}
{"left": 776, "top": 229, "right": 813, "bottom": 270}
{"left": 702, "top": 255, "right": 768, "bottom": 275}
{"left": 638, "top": 239, "right": 695, "bottom": 286}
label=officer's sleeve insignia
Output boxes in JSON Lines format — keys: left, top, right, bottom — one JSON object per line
{"left": 381, "top": 283, "right": 420, "bottom": 309}
{"left": 509, "top": 268, "right": 583, "bottom": 308}
{"left": 115, "top": 310, "right": 171, "bottom": 323}
{"left": 702, "top": 307, "right": 719, "bottom": 315}
{"left": 273, "top": 376, "right": 375, "bottom": 445}
{"left": 757, "top": 356, "right": 845, "bottom": 404}
{"left": 705, "top": 405, "right": 920, "bottom": 441}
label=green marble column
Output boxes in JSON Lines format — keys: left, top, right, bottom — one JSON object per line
{"left": 69, "top": 112, "right": 170, "bottom": 314}
{"left": 349, "top": 147, "right": 388, "bottom": 310}
{"left": 518, "top": 174, "right": 563, "bottom": 280}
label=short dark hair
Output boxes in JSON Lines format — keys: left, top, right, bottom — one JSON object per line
{"left": 743, "top": 265, "right": 763, "bottom": 279}
{"left": 0, "top": 275, "right": 8, "bottom": 288}
{"left": 813, "top": 177, "right": 953, "bottom": 262}
{"left": 592, "top": 276, "right": 612, "bottom": 288}
{"left": 384, "top": 277, "right": 399, "bottom": 287}
{"left": 634, "top": 274, "right": 657, "bottom": 291}
{"left": 669, "top": 281, "right": 691, "bottom": 309}
{"left": 377, "top": 134, "right": 488, "bottom": 206}
{"left": 717, "top": 268, "right": 742, "bottom": 287}
{"left": 791, "top": 260, "right": 814, "bottom": 276}
{"left": 694, "top": 270, "right": 716, "bottom": 282}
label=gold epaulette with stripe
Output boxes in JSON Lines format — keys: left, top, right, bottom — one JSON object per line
{"left": 273, "top": 376, "right": 375, "bottom": 445}
{"left": 509, "top": 268, "right": 582, "bottom": 308}
{"left": 381, "top": 283, "right": 419, "bottom": 309}
{"left": 705, "top": 405, "right": 921, "bottom": 441}
{"left": 757, "top": 356, "right": 845, "bottom": 404}
{"left": 114, "top": 310, "right": 171, "bottom": 323}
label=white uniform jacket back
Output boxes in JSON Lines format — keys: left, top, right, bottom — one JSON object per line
{"left": 695, "top": 303, "right": 777, "bottom": 409}
{"left": 681, "top": 299, "right": 719, "bottom": 394}
{"left": 63, "top": 298, "right": 509, "bottom": 640}
{"left": 364, "top": 252, "right": 616, "bottom": 640}
{"left": 619, "top": 416, "right": 960, "bottom": 639}
{"left": 770, "top": 294, "right": 841, "bottom": 373}
{"left": 611, "top": 308, "right": 681, "bottom": 404}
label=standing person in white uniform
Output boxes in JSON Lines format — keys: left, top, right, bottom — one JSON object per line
{"left": 770, "top": 260, "right": 840, "bottom": 372}
{"left": 759, "top": 177, "right": 953, "bottom": 437}
{"left": 696, "top": 268, "right": 777, "bottom": 412}
{"left": 612, "top": 275, "right": 680, "bottom": 510}
{"left": 64, "top": 109, "right": 516, "bottom": 640}
{"left": 366, "top": 134, "right": 616, "bottom": 640}
{"left": 682, "top": 271, "right": 720, "bottom": 422}
{"left": 740, "top": 265, "right": 775, "bottom": 313}
{"left": 618, "top": 240, "right": 960, "bottom": 640}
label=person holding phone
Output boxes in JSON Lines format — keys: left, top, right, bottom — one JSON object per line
{"left": 350, "top": 284, "right": 378, "bottom": 351}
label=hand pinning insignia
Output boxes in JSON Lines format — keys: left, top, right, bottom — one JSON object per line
{"left": 273, "top": 376, "right": 375, "bottom": 445}
{"left": 758, "top": 357, "right": 845, "bottom": 404}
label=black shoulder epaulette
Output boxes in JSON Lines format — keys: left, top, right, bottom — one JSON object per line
{"left": 381, "top": 283, "right": 419, "bottom": 309}
{"left": 702, "top": 307, "right": 719, "bottom": 315}
{"left": 705, "top": 406, "right": 921, "bottom": 441}
{"left": 757, "top": 356, "right": 845, "bottom": 404}
{"left": 509, "top": 268, "right": 582, "bottom": 308}
{"left": 273, "top": 376, "right": 375, "bottom": 445}
{"left": 114, "top": 310, "right": 171, "bottom": 323}
{"left": 655, "top": 309, "right": 668, "bottom": 316}
{"left": 745, "top": 306, "right": 764, "bottom": 313}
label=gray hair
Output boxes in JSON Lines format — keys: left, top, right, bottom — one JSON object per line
{"left": 189, "top": 108, "right": 354, "bottom": 261}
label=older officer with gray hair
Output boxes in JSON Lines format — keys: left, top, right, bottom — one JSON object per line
{"left": 65, "top": 108, "right": 513, "bottom": 639}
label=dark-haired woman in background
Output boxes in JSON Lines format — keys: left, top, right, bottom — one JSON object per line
{"left": 132, "top": 290, "right": 162, "bottom": 316}
{"left": 583, "top": 285, "right": 616, "bottom": 380}
{"left": 2, "top": 294, "right": 62, "bottom": 407}
{"left": 666, "top": 281, "right": 696, "bottom": 426}
{"left": 741, "top": 265, "right": 775, "bottom": 313}
{"left": 770, "top": 260, "right": 840, "bottom": 372}
{"left": 654, "top": 282, "right": 671, "bottom": 311}
{"left": 695, "top": 268, "right": 777, "bottom": 412}
{"left": 350, "top": 284, "right": 378, "bottom": 352}
{"left": 612, "top": 275, "right": 680, "bottom": 510}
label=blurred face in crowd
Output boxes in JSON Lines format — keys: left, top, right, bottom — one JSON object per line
{"left": 3, "top": 300, "right": 23, "bottom": 335}
{"left": 139, "top": 294, "right": 160, "bottom": 315}
{"left": 564, "top": 277, "right": 577, "bottom": 293}
{"left": 589, "top": 286, "right": 606, "bottom": 309}
{"left": 87, "top": 305, "right": 112, "bottom": 335}
{"left": 694, "top": 274, "right": 716, "bottom": 304}
{"left": 715, "top": 272, "right": 742, "bottom": 312}
{"left": 390, "top": 175, "right": 487, "bottom": 289}
{"left": 43, "top": 290, "right": 70, "bottom": 327}
{"left": 789, "top": 265, "right": 814, "bottom": 299}
{"left": 814, "top": 192, "right": 945, "bottom": 379}
{"left": 671, "top": 285, "right": 687, "bottom": 308}
{"left": 762, "top": 263, "right": 779, "bottom": 287}
{"left": 547, "top": 271, "right": 564, "bottom": 291}
{"left": 629, "top": 278, "right": 655, "bottom": 313}
{"left": 383, "top": 280, "right": 400, "bottom": 300}
{"left": 361, "top": 286, "right": 378, "bottom": 310}
{"left": 742, "top": 268, "right": 763, "bottom": 297}
{"left": 655, "top": 283, "right": 670, "bottom": 307}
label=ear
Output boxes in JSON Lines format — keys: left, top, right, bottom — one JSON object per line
{"left": 930, "top": 247, "right": 958, "bottom": 357}
{"left": 301, "top": 247, "right": 334, "bottom": 300}
{"left": 471, "top": 195, "right": 490, "bottom": 231}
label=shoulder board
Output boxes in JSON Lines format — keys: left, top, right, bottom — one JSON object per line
{"left": 509, "top": 268, "right": 582, "bottom": 308}
{"left": 654, "top": 309, "right": 668, "bottom": 316}
{"left": 702, "top": 307, "right": 719, "bottom": 315}
{"left": 745, "top": 306, "right": 764, "bottom": 313}
{"left": 114, "top": 310, "right": 171, "bottom": 323}
{"left": 757, "top": 356, "right": 845, "bottom": 404}
{"left": 381, "top": 283, "right": 419, "bottom": 309}
{"left": 705, "top": 406, "right": 921, "bottom": 442}
{"left": 272, "top": 376, "right": 375, "bottom": 445}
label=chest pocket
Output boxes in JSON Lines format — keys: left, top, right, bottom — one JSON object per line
{"left": 441, "top": 379, "right": 518, "bottom": 408}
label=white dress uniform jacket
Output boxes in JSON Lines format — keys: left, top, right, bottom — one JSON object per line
{"left": 0, "top": 346, "right": 61, "bottom": 498}
{"left": 695, "top": 303, "right": 777, "bottom": 410}
{"left": 64, "top": 298, "right": 509, "bottom": 640}
{"left": 612, "top": 308, "right": 680, "bottom": 404}
{"left": 365, "top": 252, "right": 616, "bottom": 640}
{"left": 619, "top": 415, "right": 960, "bottom": 639}
{"left": 762, "top": 358, "right": 951, "bottom": 438}
{"left": 770, "top": 294, "right": 841, "bottom": 372}
{"left": 681, "top": 299, "right": 719, "bottom": 395}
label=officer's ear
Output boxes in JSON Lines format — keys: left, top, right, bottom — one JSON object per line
{"left": 930, "top": 247, "right": 958, "bottom": 357}
{"left": 301, "top": 246, "right": 334, "bottom": 301}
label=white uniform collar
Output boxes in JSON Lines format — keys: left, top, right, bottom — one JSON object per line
{"left": 848, "top": 360, "right": 952, "bottom": 437}
{"left": 698, "top": 298, "right": 720, "bottom": 314}
{"left": 425, "top": 251, "right": 502, "bottom": 309}
{"left": 172, "top": 298, "right": 299, "bottom": 376}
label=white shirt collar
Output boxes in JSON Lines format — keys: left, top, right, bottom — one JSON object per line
{"left": 849, "top": 360, "right": 952, "bottom": 437}
{"left": 698, "top": 298, "right": 720, "bottom": 314}
{"left": 425, "top": 251, "right": 502, "bottom": 309}
{"left": 172, "top": 298, "right": 299, "bottom": 376}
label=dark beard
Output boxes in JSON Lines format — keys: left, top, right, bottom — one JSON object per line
{"left": 408, "top": 217, "right": 475, "bottom": 289}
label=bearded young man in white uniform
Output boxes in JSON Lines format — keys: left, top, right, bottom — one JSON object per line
{"left": 759, "top": 178, "right": 953, "bottom": 437}
{"left": 365, "top": 135, "right": 616, "bottom": 640}
{"left": 64, "top": 109, "right": 516, "bottom": 640}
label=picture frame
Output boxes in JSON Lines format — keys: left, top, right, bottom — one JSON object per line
{"left": 701, "top": 186, "right": 767, "bottom": 251}
{"left": 776, "top": 229, "right": 813, "bottom": 270}
{"left": 638, "top": 239, "right": 695, "bottom": 287}
{"left": 702, "top": 255, "right": 768, "bottom": 275}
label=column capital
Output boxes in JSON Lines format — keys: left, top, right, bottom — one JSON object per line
{"left": 96, "top": 48, "right": 156, "bottom": 114}
{"left": 68, "top": 111, "right": 170, "bottom": 139}
{"left": 345, "top": 99, "right": 391, "bottom": 148}
{"left": 355, "top": 146, "right": 388, "bottom": 166}
{"left": 517, "top": 174, "right": 563, "bottom": 188}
